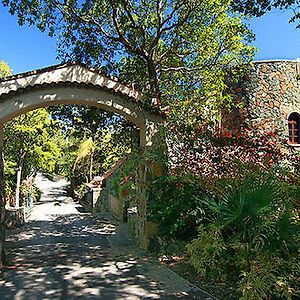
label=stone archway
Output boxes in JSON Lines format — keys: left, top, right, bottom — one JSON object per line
{"left": 0, "top": 63, "right": 164, "bottom": 264}
{"left": 0, "top": 62, "right": 163, "bottom": 146}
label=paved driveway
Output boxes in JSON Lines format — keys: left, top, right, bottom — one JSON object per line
{"left": 0, "top": 174, "right": 215, "bottom": 299}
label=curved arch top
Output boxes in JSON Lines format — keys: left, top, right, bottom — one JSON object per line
{"left": 0, "top": 63, "right": 163, "bottom": 146}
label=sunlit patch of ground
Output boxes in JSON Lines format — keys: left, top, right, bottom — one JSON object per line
{"left": 0, "top": 174, "right": 215, "bottom": 299}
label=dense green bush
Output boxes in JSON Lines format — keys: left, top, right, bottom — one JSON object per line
{"left": 187, "top": 175, "right": 300, "bottom": 299}
{"left": 147, "top": 126, "right": 299, "bottom": 298}
{"left": 149, "top": 175, "right": 212, "bottom": 239}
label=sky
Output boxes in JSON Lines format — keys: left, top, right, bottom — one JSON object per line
{"left": 1, "top": 5, "right": 300, "bottom": 74}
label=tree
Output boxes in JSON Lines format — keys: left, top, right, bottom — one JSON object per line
{"left": 231, "top": 0, "right": 298, "bottom": 18}
{"left": 4, "top": 108, "right": 61, "bottom": 207}
{"left": 48, "top": 105, "right": 138, "bottom": 195}
{"left": 231, "top": 0, "right": 300, "bottom": 30}
{"left": 48, "top": 105, "right": 117, "bottom": 139}
{"left": 2, "top": 0, "right": 255, "bottom": 119}
{"left": 73, "top": 138, "right": 95, "bottom": 182}
{"left": 0, "top": 60, "right": 12, "bottom": 78}
{"left": 0, "top": 60, "right": 12, "bottom": 266}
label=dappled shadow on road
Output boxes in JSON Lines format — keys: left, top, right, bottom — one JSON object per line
{"left": 0, "top": 214, "right": 166, "bottom": 299}
{"left": 0, "top": 172, "right": 213, "bottom": 299}
{"left": 1, "top": 167, "right": 213, "bottom": 300}
{"left": 35, "top": 188, "right": 69, "bottom": 206}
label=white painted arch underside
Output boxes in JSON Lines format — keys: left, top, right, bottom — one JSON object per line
{"left": 0, "top": 64, "right": 163, "bottom": 146}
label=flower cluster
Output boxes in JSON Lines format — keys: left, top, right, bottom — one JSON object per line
{"left": 167, "top": 126, "right": 282, "bottom": 179}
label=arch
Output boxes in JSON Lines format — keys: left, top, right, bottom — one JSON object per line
{"left": 288, "top": 112, "right": 300, "bottom": 144}
{"left": 0, "top": 63, "right": 163, "bottom": 146}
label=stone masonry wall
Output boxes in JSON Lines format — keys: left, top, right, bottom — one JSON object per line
{"left": 223, "top": 60, "right": 300, "bottom": 147}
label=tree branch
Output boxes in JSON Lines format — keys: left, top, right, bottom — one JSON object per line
{"left": 122, "top": 0, "right": 147, "bottom": 49}
{"left": 111, "top": 7, "right": 147, "bottom": 57}
{"left": 159, "top": 66, "right": 203, "bottom": 72}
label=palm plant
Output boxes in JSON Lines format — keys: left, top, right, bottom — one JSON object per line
{"left": 188, "top": 174, "right": 299, "bottom": 298}
{"left": 208, "top": 176, "right": 279, "bottom": 239}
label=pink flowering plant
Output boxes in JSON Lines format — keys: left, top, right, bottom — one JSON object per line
{"left": 167, "top": 125, "right": 282, "bottom": 179}
{"left": 149, "top": 124, "right": 299, "bottom": 299}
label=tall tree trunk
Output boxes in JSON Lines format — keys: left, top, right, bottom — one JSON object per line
{"left": 0, "top": 125, "right": 6, "bottom": 266}
{"left": 15, "top": 165, "right": 22, "bottom": 208}
{"left": 15, "top": 152, "right": 25, "bottom": 208}
{"left": 147, "top": 58, "right": 160, "bottom": 96}
{"left": 89, "top": 150, "right": 94, "bottom": 182}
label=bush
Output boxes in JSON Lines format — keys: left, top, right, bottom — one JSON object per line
{"left": 187, "top": 174, "right": 300, "bottom": 299}
{"left": 149, "top": 175, "right": 211, "bottom": 239}
{"left": 167, "top": 127, "right": 282, "bottom": 179}
{"left": 187, "top": 225, "right": 227, "bottom": 279}
{"left": 148, "top": 128, "right": 299, "bottom": 298}
{"left": 20, "top": 181, "right": 42, "bottom": 203}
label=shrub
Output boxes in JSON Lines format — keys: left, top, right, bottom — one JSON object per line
{"left": 187, "top": 225, "right": 227, "bottom": 279}
{"left": 186, "top": 174, "right": 300, "bottom": 299}
{"left": 167, "top": 127, "right": 282, "bottom": 179}
{"left": 149, "top": 175, "right": 211, "bottom": 239}
{"left": 148, "top": 127, "right": 299, "bottom": 298}
{"left": 20, "top": 180, "right": 42, "bottom": 203}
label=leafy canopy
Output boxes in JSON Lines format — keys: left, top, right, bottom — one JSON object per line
{"left": 0, "top": 60, "right": 12, "bottom": 78}
{"left": 4, "top": 109, "right": 61, "bottom": 183}
{"left": 232, "top": 0, "right": 300, "bottom": 21}
{"left": 2, "top": 0, "right": 255, "bottom": 118}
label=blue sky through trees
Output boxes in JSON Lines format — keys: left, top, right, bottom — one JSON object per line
{"left": 248, "top": 9, "right": 300, "bottom": 61}
{"left": 1, "top": 5, "right": 300, "bottom": 74}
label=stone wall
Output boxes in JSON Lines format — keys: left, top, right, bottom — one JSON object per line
{"left": 223, "top": 60, "right": 300, "bottom": 148}
{"left": 5, "top": 207, "right": 25, "bottom": 229}
{"left": 81, "top": 185, "right": 102, "bottom": 213}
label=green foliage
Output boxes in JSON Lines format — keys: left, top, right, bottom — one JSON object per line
{"left": 0, "top": 60, "right": 12, "bottom": 78}
{"left": 97, "top": 128, "right": 134, "bottom": 173}
{"left": 107, "top": 153, "right": 140, "bottom": 199}
{"left": 238, "top": 253, "right": 299, "bottom": 300}
{"left": 149, "top": 175, "right": 211, "bottom": 239}
{"left": 209, "top": 175, "right": 280, "bottom": 239}
{"left": 20, "top": 180, "right": 42, "bottom": 203}
{"left": 186, "top": 174, "right": 300, "bottom": 299}
{"left": 4, "top": 109, "right": 60, "bottom": 170}
{"left": 231, "top": 0, "right": 300, "bottom": 26}
{"left": 187, "top": 225, "right": 226, "bottom": 278}
{"left": 3, "top": 0, "right": 255, "bottom": 117}
{"left": 48, "top": 105, "right": 117, "bottom": 138}
{"left": 73, "top": 138, "right": 95, "bottom": 170}
{"left": 4, "top": 108, "right": 61, "bottom": 199}
{"left": 3, "top": 105, "right": 135, "bottom": 203}
{"left": 49, "top": 105, "right": 137, "bottom": 180}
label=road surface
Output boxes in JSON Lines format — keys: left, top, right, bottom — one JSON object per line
{"left": 0, "top": 174, "right": 215, "bottom": 299}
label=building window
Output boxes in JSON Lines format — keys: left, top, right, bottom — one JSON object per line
{"left": 288, "top": 112, "right": 300, "bottom": 144}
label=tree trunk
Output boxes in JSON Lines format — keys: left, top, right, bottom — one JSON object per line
{"left": 15, "top": 152, "right": 25, "bottom": 208}
{"left": 0, "top": 125, "right": 6, "bottom": 266}
{"left": 89, "top": 150, "right": 94, "bottom": 182}
{"left": 147, "top": 58, "right": 160, "bottom": 96}
{"left": 15, "top": 165, "right": 22, "bottom": 208}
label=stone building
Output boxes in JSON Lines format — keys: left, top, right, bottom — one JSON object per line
{"left": 223, "top": 60, "right": 300, "bottom": 148}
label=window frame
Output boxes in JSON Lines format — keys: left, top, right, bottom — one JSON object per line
{"left": 288, "top": 112, "right": 300, "bottom": 145}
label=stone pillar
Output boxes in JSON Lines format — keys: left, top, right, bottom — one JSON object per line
{"left": 139, "top": 124, "right": 148, "bottom": 147}
{"left": 0, "top": 124, "right": 6, "bottom": 266}
{"left": 139, "top": 120, "right": 159, "bottom": 147}
{"left": 137, "top": 121, "right": 167, "bottom": 249}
